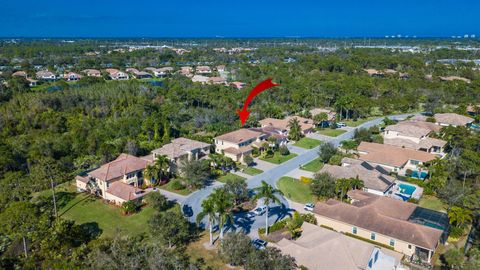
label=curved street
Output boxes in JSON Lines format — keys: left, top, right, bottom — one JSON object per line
{"left": 181, "top": 113, "right": 415, "bottom": 233}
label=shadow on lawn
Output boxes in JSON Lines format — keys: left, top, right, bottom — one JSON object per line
{"left": 59, "top": 193, "right": 93, "bottom": 217}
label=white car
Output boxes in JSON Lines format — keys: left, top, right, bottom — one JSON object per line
{"left": 336, "top": 122, "right": 347, "bottom": 128}
{"left": 304, "top": 203, "right": 315, "bottom": 212}
{"left": 253, "top": 205, "right": 267, "bottom": 216}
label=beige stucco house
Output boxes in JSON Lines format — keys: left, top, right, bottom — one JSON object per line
{"left": 214, "top": 129, "right": 266, "bottom": 163}
{"left": 313, "top": 190, "right": 446, "bottom": 264}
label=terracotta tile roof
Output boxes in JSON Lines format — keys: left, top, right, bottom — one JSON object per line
{"left": 320, "top": 163, "right": 394, "bottom": 193}
{"left": 385, "top": 123, "right": 431, "bottom": 138}
{"left": 309, "top": 108, "right": 336, "bottom": 121}
{"left": 75, "top": 175, "right": 89, "bottom": 184}
{"left": 259, "top": 116, "right": 314, "bottom": 132}
{"left": 12, "top": 71, "right": 27, "bottom": 77}
{"left": 82, "top": 69, "right": 101, "bottom": 76}
{"left": 106, "top": 181, "right": 148, "bottom": 201}
{"left": 434, "top": 113, "right": 474, "bottom": 126}
{"left": 89, "top": 153, "right": 151, "bottom": 182}
{"left": 313, "top": 190, "right": 443, "bottom": 250}
{"left": 439, "top": 76, "right": 471, "bottom": 84}
{"left": 152, "top": 137, "right": 210, "bottom": 160}
{"left": 271, "top": 222, "right": 401, "bottom": 270}
{"left": 357, "top": 142, "right": 436, "bottom": 167}
{"left": 418, "top": 137, "right": 447, "bottom": 149}
{"left": 215, "top": 129, "right": 263, "bottom": 144}
{"left": 223, "top": 145, "right": 252, "bottom": 155}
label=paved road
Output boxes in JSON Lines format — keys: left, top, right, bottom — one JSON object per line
{"left": 181, "top": 113, "right": 416, "bottom": 232}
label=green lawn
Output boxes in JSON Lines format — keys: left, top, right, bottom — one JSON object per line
{"left": 259, "top": 152, "right": 298, "bottom": 164}
{"left": 301, "top": 158, "right": 324, "bottom": 172}
{"left": 277, "top": 177, "right": 314, "bottom": 204}
{"left": 293, "top": 137, "right": 323, "bottom": 149}
{"left": 238, "top": 165, "right": 263, "bottom": 176}
{"left": 317, "top": 129, "right": 347, "bottom": 137}
{"left": 159, "top": 179, "right": 193, "bottom": 196}
{"left": 60, "top": 192, "right": 158, "bottom": 238}
{"left": 419, "top": 195, "right": 447, "bottom": 213}
{"left": 217, "top": 173, "right": 246, "bottom": 183}
{"left": 343, "top": 117, "right": 378, "bottom": 127}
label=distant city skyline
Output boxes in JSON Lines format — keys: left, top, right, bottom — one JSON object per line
{"left": 1, "top": 0, "right": 479, "bottom": 38}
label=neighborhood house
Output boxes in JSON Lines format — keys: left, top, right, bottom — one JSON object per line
{"left": 313, "top": 190, "right": 447, "bottom": 263}
{"left": 259, "top": 116, "right": 314, "bottom": 135}
{"left": 357, "top": 142, "right": 436, "bottom": 178}
{"left": 214, "top": 129, "right": 266, "bottom": 163}
{"left": 75, "top": 153, "right": 151, "bottom": 205}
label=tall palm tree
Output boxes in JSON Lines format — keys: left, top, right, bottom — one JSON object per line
{"left": 448, "top": 206, "right": 473, "bottom": 226}
{"left": 253, "top": 181, "right": 284, "bottom": 235}
{"left": 335, "top": 178, "right": 351, "bottom": 202}
{"left": 144, "top": 164, "right": 159, "bottom": 186}
{"left": 196, "top": 197, "right": 217, "bottom": 246}
{"left": 287, "top": 117, "right": 302, "bottom": 141}
{"left": 211, "top": 188, "right": 233, "bottom": 240}
{"left": 155, "top": 155, "right": 171, "bottom": 180}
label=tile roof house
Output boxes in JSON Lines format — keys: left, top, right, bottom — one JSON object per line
{"left": 319, "top": 158, "right": 395, "bottom": 196}
{"left": 12, "top": 70, "right": 27, "bottom": 78}
{"left": 36, "top": 70, "right": 57, "bottom": 81}
{"left": 214, "top": 129, "right": 266, "bottom": 163}
{"left": 313, "top": 190, "right": 446, "bottom": 263}
{"left": 105, "top": 68, "right": 129, "bottom": 80}
{"left": 434, "top": 113, "right": 474, "bottom": 127}
{"left": 152, "top": 67, "right": 174, "bottom": 77}
{"left": 63, "top": 72, "right": 82, "bottom": 81}
{"left": 208, "top": 76, "right": 227, "bottom": 85}
{"left": 383, "top": 121, "right": 446, "bottom": 155}
{"left": 195, "top": 65, "right": 212, "bottom": 75}
{"left": 179, "top": 66, "right": 193, "bottom": 77}
{"left": 230, "top": 81, "right": 246, "bottom": 89}
{"left": 75, "top": 153, "right": 152, "bottom": 205}
{"left": 151, "top": 137, "right": 211, "bottom": 172}
{"left": 271, "top": 222, "right": 403, "bottom": 270}
{"left": 309, "top": 108, "right": 337, "bottom": 122}
{"left": 82, "top": 69, "right": 102, "bottom": 77}
{"left": 357, "top": 142, "right": 436, "bottom": 177}
{"left": 191, "top": 75, "right": 210, "bottom": 84}
{"left": 439, "top": 76, "right": 471, "bottom": 84}
{"left": 259, "top": 116, "right": 314, "bottom": 135}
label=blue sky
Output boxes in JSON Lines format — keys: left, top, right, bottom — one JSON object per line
{"left": 0, "top": 0, "right": 478, "bottom": 37}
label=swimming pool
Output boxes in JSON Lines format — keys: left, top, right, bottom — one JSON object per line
{"left": 398, "top": 183, "right": 416, "bottom": 196}
{"left": 410, "top": 170, "right": 428, "bottom": 180}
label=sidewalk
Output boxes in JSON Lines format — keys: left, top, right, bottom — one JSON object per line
{"left": 231, "top": 170, "right": 253, "bottom": 179}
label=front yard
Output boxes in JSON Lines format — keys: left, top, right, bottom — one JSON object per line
{"left": 216, "top": 173, "right": 246, "bottom": 183}
{"left": 342, "top": 116, "right": 378, "bottom": 127}
{"left": 159, "top": 179, "right": 194, "bottom": 196}
{"left": 317, "top": 129, "right": 347, "bottom": 137}
{"left": 60, "top": 192, "right": 158, "bottom": 238}
{"left": 237, "top": 165, "right": 263, "bottom": 175}
{"left": 300, "top": 158, "right": 324, "bottom": 172}
{"left": 293, "top": 137, "right": 323, "bottom": 149}
{"left": 259, "top": 152, "right": 297, "bottom": 164}
{"left": 277, "top": 177, "right": 314, "bottom": 204}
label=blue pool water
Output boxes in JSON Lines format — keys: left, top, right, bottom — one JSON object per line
{"left": 410, "top": 170, "right": 428, "bottom": 180}
{"left": 398, "top": 183, "right": 416, "bottom": 196}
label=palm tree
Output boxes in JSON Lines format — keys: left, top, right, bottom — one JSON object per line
{"left": 448, "top": 206, "right": 473, "bottom": 226}
{"left": 144, "top": 164, "right": 159, "bottom": 186}
{"left": 196, "top": 197, "right": 217, "bottom": 246}
{"left": 335, "top": 178, "right": 351, "bottom": 201}
{"left": 253, "top": 181, "right": 284, "bottom": 235}
{"left": 313, "top": 112, "right": 328, "bottom": 128}
{"left": 287, "top": 117, "right": 302, "bottom": 141}
{"left": 349, "top": 177, "right": 364, "bottom": 190}
{"left": 211, "top": 188, "right": 233, "bottom": 240}
{"left": 155, "top": 155, "right": 171, "bottom": 180}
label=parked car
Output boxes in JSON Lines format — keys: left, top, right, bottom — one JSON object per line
{"left": 304, "top": 203, "right": 315, "bottom": 212}
{"left": 336, "top": 122, "right": 347, "bottom": 128}
{"left": 245, "top": 212, "right": 256, "bottom": 219}
{"left": 252, "top": 239, "right": 267, "bottom": 250}
{"left": 253, "top": 205, "right": 267, "bottom": 216}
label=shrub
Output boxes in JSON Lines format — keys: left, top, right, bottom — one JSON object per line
{"left": 299, "top": 176, "right": 312, "bottom": 184}
{"left": 426, "top": 117, "right": 436, "bottom": 123}
{"left": 220, "top": 233, "right": 253, "bottom": 266}
{"left": 243, "top": 154, "right": 254, "bottom": 166}
{"left": 279, "top": 145, "right": 290, "bottom": 156}
{"left": 258, "top": 219, "right": 288, "bottom": 234}
{"left": 122, "top": 200, "right": 139, "bottom": 215}
{"left": 145, "top": 192, "right": 169, "bottom": 211}
{"left": 301, "top": 213, "right": 317, "bottom": 225}
{"left": 170, "top": 179, "right": 185, "bottom": 190}
{"left": 449, "top": 225, "right": 466, "bottom": 238}
{"left": 320, "top": 224, "right": 335, "bottom": 231}
{"left": 328, "top": 154, "right": 343, "bottom": 165}
{"left": 344, "top": 232, "right": 394, "bottom": 250}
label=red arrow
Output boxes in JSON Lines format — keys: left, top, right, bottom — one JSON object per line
{"left": 237, "top": 78, "right": 280, "bottom": 126}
